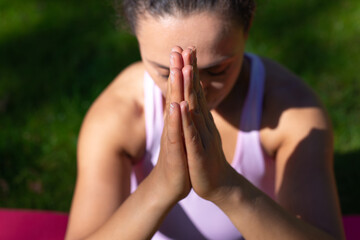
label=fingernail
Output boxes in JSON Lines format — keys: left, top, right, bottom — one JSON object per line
{"left": 170, "top": 103, "right": 175, "bottom": 115}
{"left": 188, "top": 49, "right": 193, "bottom": 65}
{"left": 180, "top": 101, "right": 188, "bottom": 111}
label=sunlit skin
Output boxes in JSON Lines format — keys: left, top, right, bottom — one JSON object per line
{"left": 137, "top": 12, "right": 247, "bottom": 110}
{"left": 65, "top": 9, "right": 345, "bottom": 240}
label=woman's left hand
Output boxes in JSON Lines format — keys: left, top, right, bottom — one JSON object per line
{"left": 173, "top": 46, "right": 239, "bottom": 202}
{"left": 170, "top": 47, "right": 345, "bottom": 240}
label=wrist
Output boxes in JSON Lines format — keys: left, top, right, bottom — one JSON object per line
{"left": 211, "top": 175, "right": 243, "bottom": 207}
{"left": 211, "top": 171, "right": 264, "bottom": 219}
{"left": 209, "top": 168, "right": 249, "bottom": 211}
{"left": 144, "top": 169, "right": 180, "bottom": 208}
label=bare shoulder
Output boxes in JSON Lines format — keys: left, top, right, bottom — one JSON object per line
{"left": 259, "top": 58, "right": 343, "bottom": 240}
{"left": 261, "top": 57, "right": 322, "bottom": 110}
{"left": 259, "top": 57, "right": 331, "bottom": 156}
{"left": 66, "top": 62, "right": 147, "bottom": 239}
{"left": 79, "top": 61, "right": 147, "bottom": 162}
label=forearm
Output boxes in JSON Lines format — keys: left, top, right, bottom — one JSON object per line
{"left": 213, "top": 173, "right": 338, "bottom": 240}
{"left": 84, "top": 173, "right": 174, "bottom": 240}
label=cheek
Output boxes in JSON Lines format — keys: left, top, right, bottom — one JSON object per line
{"left": 150, "top": 73, "right": 168, "bottom": 96}
{"left": 206, "top": 68, "right": 241, "bottom": 92}
{"left": 222, "top": 61, "right": 243, "bottom": 90}
{"left": 205, "top": 66, "right": 242, "bottom": 105}
{"left": 209, "top": 81, "right": 226, "bottom": 90}
{"left": 144, "top": 64, "right": 168, "bottom": 96}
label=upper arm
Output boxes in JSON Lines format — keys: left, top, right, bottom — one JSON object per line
{"left": 260, "top": 57, "right": 344, "bottom": 238}
{"left": 66, "top": 66, "right": 145, "bottom": 239}
{"left": 274, "top": 104, "right": 344, "bottom": 239}
{"left": 66, "top": 103, "right": 133, "bottom": 239}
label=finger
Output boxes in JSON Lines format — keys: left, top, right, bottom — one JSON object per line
{"left": 190, "top": 50, "right": 204, "bottom": 109}
{"left": 196, "top": 85, "right": 216, "bottom": 135}
{"left": 182, "top": 47, "right": 214, "bottom": 134}
{"left": 183, "top": 64, "right": 212, "bottom": 134}
{"left": 188, "top": 47, "right": 200, "bottom": 89}
{"left": 182, "top": 65, "right": 204, "bottom": 121}
{"left": 167, "top": 102, "right": 186, "bottom": 155}
{"left": 183, "top": 47, "right": 202, "bottom": 106}
{"left": 196, "top": 82, "right": 211, "bottom": 122}
{"left": 187, "top": 49, "right": 213, "bottom": 128}
{"left": 170, "top": 68, "right": 184, "bottom": 103}
{"left": 170, "top": 51, "right": 184, "bottom": 70}
{"left": 171, "top": 46, "right": 183, "bottom": 54}
{"left": 182, "top": 47, "right": 194, "bottom": 66}
{"left": 182, "top": 48, "right": 200, "bottom": 112}
{"left": 183, "top": 65, "right": 196, "bottom": 111}
{"left": 180, "top": 101, "right": 205, "bottom": 154}
{"left": 164, "top": 49, "right": 184, "bottom": 144}
{"left": 166, "top": 49, "right": 184, "bottom": 108}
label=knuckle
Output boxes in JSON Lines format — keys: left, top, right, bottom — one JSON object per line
{"left": 191, "top": 132, "right": 199, "bottom": 144}
{"left": 165, "top": 101, "right": 170, "bottom": 110}
{"left": 183, "top": 65, "right": 192, "bottom": 73}
{"left": 167, "top": 133, "right": 179, "bottom": 146}
{"left": 190, "top": 104, "right": 201, "bottom": 115}
{"left": 171, "top": 46, "right": 183, "bottom": 53}
{"left": 188, "top": 93, "right": 196, "bottom": 104}
{"left": 171, "top": 67, "right": 182, "bottom": 75}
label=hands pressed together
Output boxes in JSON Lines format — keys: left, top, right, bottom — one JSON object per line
{"left": 152, "top": 46, "right": 239, "bottom": 206}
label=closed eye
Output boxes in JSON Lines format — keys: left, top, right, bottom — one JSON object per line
{"left": 158, "top": 69, "right": 170, "bottom": 78}
{"left": 206, "top": 64, "right": 231, "bottom": 76}
{"left": 207, "top": 69, "right": 227, "bottom": 76}
{"left": 160, "top": 73, "right": 169, "bottom": 78}
{"left": 146, "top": 59, "right": 170, "bottom": 79}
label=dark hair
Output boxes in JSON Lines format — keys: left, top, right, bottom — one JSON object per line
{"left": 116, "top": 0, "right": 256, "bottom": 34}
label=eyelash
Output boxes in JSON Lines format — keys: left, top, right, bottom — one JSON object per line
{"left": 160, "top": 71, "right": 226, "bottom": 78}
{"left": 160, "top": 74, "right": 169, "bottom": 79}
{"left": 207, "top": 64, "right": 231, "bottom": 77}
{"left": 207, "top": 70, "right": 227, "bottom": 76}
{"left": 158, "top": 64, "right": 230, "bottom": 78}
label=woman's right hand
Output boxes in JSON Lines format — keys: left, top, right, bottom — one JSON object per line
{"left": 149, "top": 47, "right": 191, "bottom": 205}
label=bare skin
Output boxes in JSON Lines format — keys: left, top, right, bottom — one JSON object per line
{"left": 65, "top": 11, "right": 345, "bottom": 240}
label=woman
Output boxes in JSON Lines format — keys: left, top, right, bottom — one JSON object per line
{"left": 65, "top": 0, "right": 345, "bottom": 239}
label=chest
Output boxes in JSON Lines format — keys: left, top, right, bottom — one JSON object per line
{"left": 212, "top": 113, "right": 240, "bottom": 165}
{"left": 213, "top": 111, "right": 276, "bottom": 164}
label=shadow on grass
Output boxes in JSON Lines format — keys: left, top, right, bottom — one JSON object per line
{"left": 0, "top": 1, "right": 139, "bottom": 118}
{"left": 335, "top": 150, "right": 360, "bottom": 214}
{"left": 250, "top": 0, "right": 346, "bottom": 76}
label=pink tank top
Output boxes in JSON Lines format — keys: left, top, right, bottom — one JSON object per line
{"left": 131, "top": 53, "right": 275, "bottom": 239}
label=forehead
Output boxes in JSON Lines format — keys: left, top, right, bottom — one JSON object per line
{"left": 136, "top": 11, "right": 245, "bottom": 68}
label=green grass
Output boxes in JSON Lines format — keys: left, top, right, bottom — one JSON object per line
{"left": 0, "top": 0, "right": 359, "bottom": 214}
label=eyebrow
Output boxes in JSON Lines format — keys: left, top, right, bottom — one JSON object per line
{"left": 201, "top": 56, "right": 235, "bottom": 69}
{"left": 147, "top": 55, "right": 235, "bottom": 70}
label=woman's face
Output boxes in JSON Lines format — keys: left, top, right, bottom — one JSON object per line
{"left": 136, "top": 11, "right": 248, "bottom": 109}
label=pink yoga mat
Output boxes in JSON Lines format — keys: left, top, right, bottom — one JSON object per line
{"left": 343, "top": 215, "right": 360, "bottom": 240}
{"left": 0, "top": 209, "right": 68, "bottom": 240}
{"left": 0, "top": 209, "right": 359, "bottom": 239}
